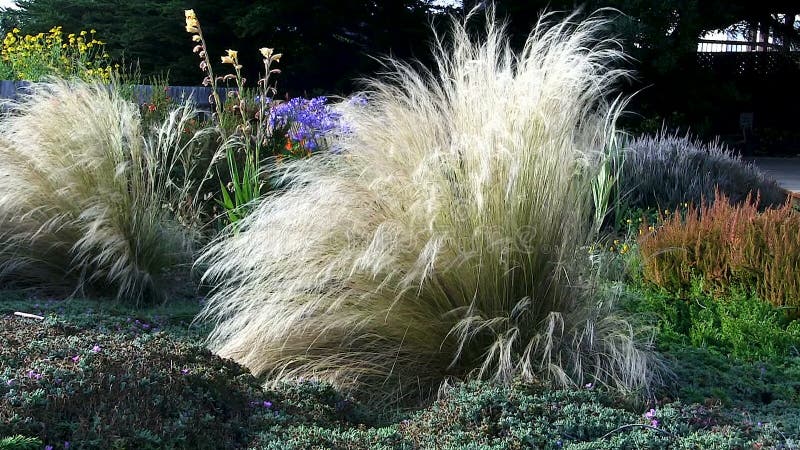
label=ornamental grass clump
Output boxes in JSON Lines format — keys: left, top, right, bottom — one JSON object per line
{"left": 0, "top": 80, "right": 205, "bottom": 304}
{"left": 620, "top": 133, "right": 787, "bottom": 211}
{"left": 199, "top": 10, "right": 661, "bottom": 406}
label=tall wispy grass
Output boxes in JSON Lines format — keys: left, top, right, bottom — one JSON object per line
{"left": 199, "top": 9, "right": 662, "bottom": 405}
{"left": 0, "top": 80, "right": 205, "bottom": 304}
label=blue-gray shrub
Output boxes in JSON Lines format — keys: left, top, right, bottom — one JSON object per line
{"left": 620, "top": 133, "right": 788, "bottom": 210}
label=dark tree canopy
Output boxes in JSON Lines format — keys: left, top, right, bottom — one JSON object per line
{"left": 2, "top": 0, "right": 449, "bottom": 95}
{"left": 3, "top": 0, "right": 797, "bottom": 142}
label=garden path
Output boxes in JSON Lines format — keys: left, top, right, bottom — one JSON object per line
{"left": 750, "top": 157, "right": 800, "bottom": 193}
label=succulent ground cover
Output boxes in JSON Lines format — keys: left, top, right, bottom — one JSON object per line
{"left": 1, "top": 291, "right": 798, "bottom": 449}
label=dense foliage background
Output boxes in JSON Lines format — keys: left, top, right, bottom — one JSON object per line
{"left": 1, "top": 0, "right": 797, "bottom": 144}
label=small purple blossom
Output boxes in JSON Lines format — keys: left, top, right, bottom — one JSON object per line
{"left": 27, "top": 370, "right": 42, "bottom": 380}
{"left": 263, "top": 401, "right": 272, "bottom": 409}
{"left": 644, "top": 408, "right": 656, "bottom": 420}
{"left": 71, "top": 355, "right": 79, "bottom": 363}
{"left": 64, "top": 442, "right": 70, "bottom": 449}
{"left": 584, "top": 383, "right": 593, "bottom": 389}
{"left": 181, "top": 368, "right": 190, "bottom": 375}
{"left": 91, "top": 345, "right": 101, "bottom": 353}
{"left": 45, "top": 446, "right": 53, "bottom": 450}
{"left": 6, "top": 379, "right": 15, "bottom": 386}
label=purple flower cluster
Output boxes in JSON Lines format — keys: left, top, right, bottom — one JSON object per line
{"left": 249, "top": 399, "right": 273, "bottom": 409}
{"left": 268, "top": 97, "right": 342, "bottom": 152}
{"left": 644, "top": 408, "right": 659, "bottom": 427}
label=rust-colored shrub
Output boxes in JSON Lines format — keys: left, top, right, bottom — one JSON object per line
{"left": 638, "top": 191, "right": 800, "bottom": 316}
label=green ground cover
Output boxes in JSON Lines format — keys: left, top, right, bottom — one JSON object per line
{"left": 1, "top": 287, "right": 799, "bottom": 449}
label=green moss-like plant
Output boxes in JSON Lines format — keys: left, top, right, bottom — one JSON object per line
{"left": 0, "top": 316, "right": 269, "bottom": 449}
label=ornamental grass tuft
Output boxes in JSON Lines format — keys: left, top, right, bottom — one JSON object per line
{"left": 199, "top": 9, "right": 662, "bottom": 406}
{"left": 0, "top": 80, "right": 204, "bottom": 304}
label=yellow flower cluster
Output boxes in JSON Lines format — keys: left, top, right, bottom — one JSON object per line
{"left": 0, "top": 26, "right": 118, "bottom": 81}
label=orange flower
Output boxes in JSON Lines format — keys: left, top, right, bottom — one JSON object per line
{"left": 285, "top": 139, "right": 292, "bottom": 151}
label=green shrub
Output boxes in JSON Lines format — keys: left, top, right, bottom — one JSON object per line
{"left": 0, "top": 436, "right": 42, "bottom": 450}
{"left": 198, "top": 9, "right": 661, "bottom": 407}
{"left": 0, "top": 26, "right": 117, "bottom": 81}
{"left": 620, "top": 133, "right": 787, "bottom": 211}
{"left": 628, "top": 283, "right": 800, "bottom": 361}
{"left": 661, "top": 342, "right": 800, "bottom": 408}
{"left": 0, "top": 80, "right": 209, "bottom": 304}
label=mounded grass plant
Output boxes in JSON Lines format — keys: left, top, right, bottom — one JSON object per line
{"left": 0, "top": 80, "right": 205, "bottom": 304}
{"left": 199, "top": 10, "right": 662, "bottom": 406}
{"left": 620, "top": 132, "right": 788, "bottom": 211}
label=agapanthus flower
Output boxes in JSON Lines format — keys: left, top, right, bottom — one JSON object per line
{"left": 269, "top": 97, "right": 343, "bottom": 152}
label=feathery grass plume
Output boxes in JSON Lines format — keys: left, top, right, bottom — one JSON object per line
{"left": 620, "top": 132, "right": 788, "bottom": 211}
{"left": 199, "top": 8, "right": 662, "bottom": 406}
{"left": 0, "top": 79, "right": 203, "bottom": 304}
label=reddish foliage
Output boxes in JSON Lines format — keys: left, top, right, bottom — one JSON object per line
{"left": 638, "top": 191, "right": 800, "bottom": 316}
